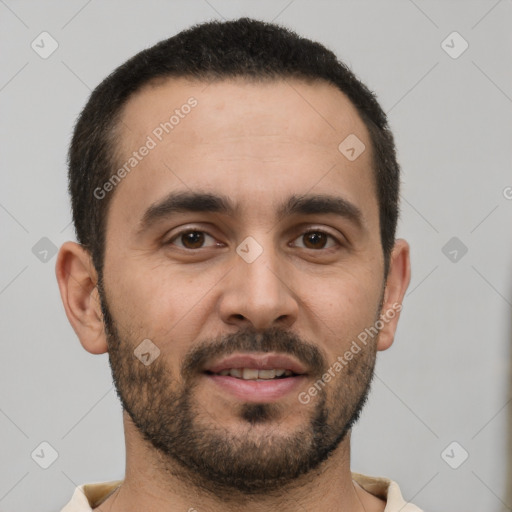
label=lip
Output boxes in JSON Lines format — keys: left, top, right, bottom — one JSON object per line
{"left": 205, "top": 373, "right": 307, "bottom": 402}
{"left": 203, "top": 353, "right": 308, "bottom": 375}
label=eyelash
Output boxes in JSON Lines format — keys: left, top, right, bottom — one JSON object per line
{"left": 165, "top": 227, "right": 341, "bottom": 251}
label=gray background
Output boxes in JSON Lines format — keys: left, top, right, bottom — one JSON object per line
{"left": 1, "top": 1, "right": 511, "bottom": 511}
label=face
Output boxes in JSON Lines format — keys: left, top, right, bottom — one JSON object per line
{"left": 98, "top": 77, "right": 386, "bottom": 495}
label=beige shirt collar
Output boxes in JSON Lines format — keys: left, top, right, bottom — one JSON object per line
{"left": 61, "top": 472, "right": 423, "bottom": 511}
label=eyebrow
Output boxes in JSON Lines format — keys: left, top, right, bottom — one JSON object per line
{"left": 137, "top": 191, "right": 364, "bottom": 234}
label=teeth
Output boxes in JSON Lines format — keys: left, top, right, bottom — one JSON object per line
{"left": 215, "top": 368, "right": 294, "bottom": 380}
{"left": 242, "top": 368, "right": 259, "bottom": 380}
{"left": 258, "top": 369, "right": 276, "bottom": 379}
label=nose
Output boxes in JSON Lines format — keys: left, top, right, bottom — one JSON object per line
{"left": 218, "top": 243, "right": 299, "bottom": 330}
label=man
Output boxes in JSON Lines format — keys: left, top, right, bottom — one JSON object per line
{"left": 56, "top": 17, "right": 418, "bottom": 512}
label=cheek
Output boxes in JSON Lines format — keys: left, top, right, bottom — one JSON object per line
{"left": 306, "top": 272, "right": 381, "bottom": 354}
{"left": 105, "top": 259, "right": 221, "bottom": 347}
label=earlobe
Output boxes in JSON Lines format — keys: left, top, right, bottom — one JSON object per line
{"left": 55, "top": 241, "right": 108, "bottom": 355}
{"left": 376, "top": 239, "right": 411, "bottom": 352}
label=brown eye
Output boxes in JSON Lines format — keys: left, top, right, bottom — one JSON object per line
{"left": 292, "top": 230, "right": 338, "bottom": 250}
{"left": 169, "top": 230, "right": 217, "bottom": 249}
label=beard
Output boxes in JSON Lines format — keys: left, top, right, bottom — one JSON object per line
{"left": 97, "top": 279, "right": 379, "bottom": 498}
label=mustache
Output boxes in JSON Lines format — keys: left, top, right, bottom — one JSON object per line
{"left": 181, "top": 326, "right": 326, "bottom": 380}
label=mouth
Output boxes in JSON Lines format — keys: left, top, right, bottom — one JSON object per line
{"left": 204, "top": 368, "right": 298, "bottom": 380}
{"left": 202, "top": 353, "right": 308, "bottom": 402}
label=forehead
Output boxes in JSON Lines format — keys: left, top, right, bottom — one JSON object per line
{"left": 117, "top": 76, "right": 369, "bottom": 154}
{"left": 107, "top": 76, "right": 377, "bottom": 234}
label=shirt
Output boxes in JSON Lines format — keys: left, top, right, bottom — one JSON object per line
{"left": 60, "top": 472, "right": 423, "bottom": 511}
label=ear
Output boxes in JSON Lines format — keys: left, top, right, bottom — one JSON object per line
{"left": 55, "top": 241, "right": 108, "bottom": 355}
{"left": 376, "top": 239, "right": 411, "bottom": 352}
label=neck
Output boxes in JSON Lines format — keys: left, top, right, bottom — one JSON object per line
{"left": 97, "top": 413, "right": 385, "bottom": 512}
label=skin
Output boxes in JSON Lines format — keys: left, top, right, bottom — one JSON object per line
{"left": 56, "top": 77, "right": 410, "bottom": 512}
